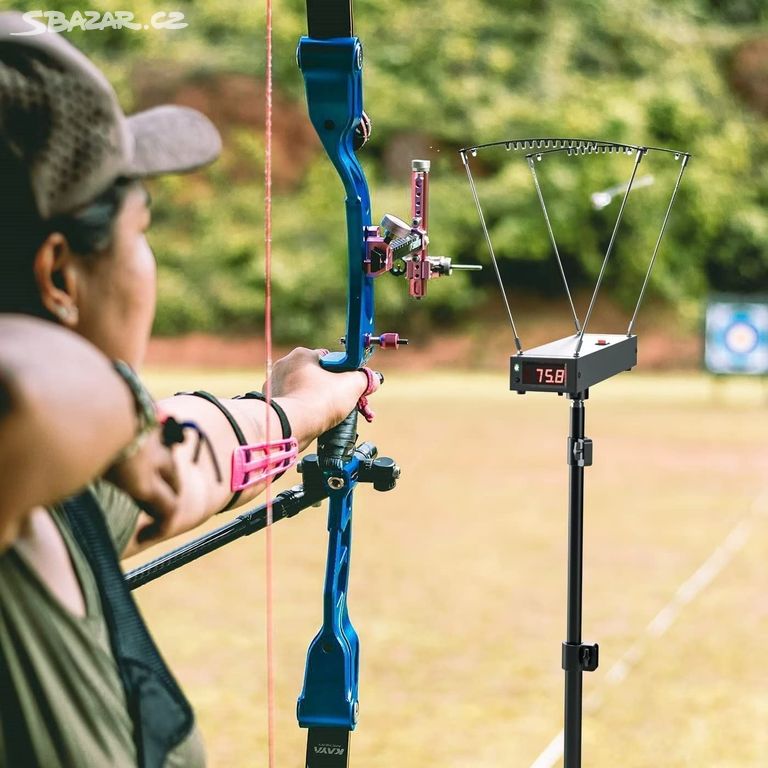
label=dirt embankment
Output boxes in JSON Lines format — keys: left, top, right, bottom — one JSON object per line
{"left": 146, "top": 301, "right": 702, "bottom": 372}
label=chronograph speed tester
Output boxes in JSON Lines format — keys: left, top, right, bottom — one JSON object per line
{"left": 510, "top": 333, "right": 638, "bottom": 394}
{"left": 462, "top": 137, "right": 690, "bottom": 768}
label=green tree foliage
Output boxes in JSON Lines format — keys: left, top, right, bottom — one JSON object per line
{"left": 8, "top": 0, "right": 767, "bottom": 340}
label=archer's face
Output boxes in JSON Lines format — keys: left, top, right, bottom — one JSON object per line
{"left": 72, "top": 185, "right": 156, "bottom": 369}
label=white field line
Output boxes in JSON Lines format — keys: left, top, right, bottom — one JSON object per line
{"left": 528, "top": 488, "right": 768, "bottom": 768}
{"left": 529, "top": 730, "right": 564, "bottom": 768}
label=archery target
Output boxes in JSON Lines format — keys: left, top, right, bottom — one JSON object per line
{"left": 704, "top": 298, "right": 768, "bottom": 375}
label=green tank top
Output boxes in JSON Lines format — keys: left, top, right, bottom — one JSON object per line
{"left": 0, "top": 482, "right": 205, "bottom": 768}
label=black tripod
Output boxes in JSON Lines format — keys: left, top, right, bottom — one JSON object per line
{"left": 461, "top": 137, "right": 691, "bottom": 766}
{"left": 561, "top": 390, "right": 599, "bottom": 767}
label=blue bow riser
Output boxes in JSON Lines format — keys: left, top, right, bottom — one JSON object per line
{"left": 297, "top": 36, "right": 374, "bottom": 372}
{"left": 297, "top": 454, "right": 361, "bottom": 730}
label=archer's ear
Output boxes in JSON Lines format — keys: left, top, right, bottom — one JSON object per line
{"left": 33, "top": 232, "right": 81, "bottom": 327}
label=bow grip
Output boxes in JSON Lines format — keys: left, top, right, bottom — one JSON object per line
{"left": 317, "top": 410, "right": 358, "bottom": 473}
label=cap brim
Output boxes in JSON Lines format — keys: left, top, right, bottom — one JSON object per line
{"left": 125, "top": 104, "right": 222, "bottom": 178}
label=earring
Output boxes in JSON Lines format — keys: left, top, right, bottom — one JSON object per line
{"left": 56, "top": 306, "right": 78, "bottom": 323}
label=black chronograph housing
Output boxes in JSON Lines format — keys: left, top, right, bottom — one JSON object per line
{"left": 510, "top": 334, "right": 638, "bottom": 394}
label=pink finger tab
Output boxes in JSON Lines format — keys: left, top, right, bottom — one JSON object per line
{"left": 356, "top": 366, "right": 379, "bottom": 422}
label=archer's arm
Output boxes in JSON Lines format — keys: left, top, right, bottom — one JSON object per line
{"left": 121, "top": 347, "right": 372, "bottom": 557}
{"left": 0, "top": 316, "right": 137, "bottom": 545}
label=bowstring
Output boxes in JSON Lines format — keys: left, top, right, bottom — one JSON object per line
{"left": 263, "top": 0, "right": 276, "bottom": 764}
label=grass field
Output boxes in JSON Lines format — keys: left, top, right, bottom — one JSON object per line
{"left": 128, "top": 369, "right": 768, "bottom": 768}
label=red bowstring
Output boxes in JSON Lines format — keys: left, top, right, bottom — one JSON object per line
{"left": 263, "top": 0, "right": 276, "bottom": 764}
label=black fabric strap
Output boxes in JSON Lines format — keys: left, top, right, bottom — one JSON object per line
{"left": 179, "top": 390, "right": 247, "bottom": 443}
{"left": 0, "top": 623, "right": 37, "bottom": 767}
{"left": 178, "top": 390, "right": 247, "bottom": 511}
{"left": 306, "top": 0, "right": 353, "bottom": 38}
{"left": 236, "top": 391, "right": 293, "bottom": 482}
{"left": 236, "top": 391, "right": 292, "bottom": 440}
{"left": 61, "top": 492, "right": 193, "bottom": 768}
{"left": 180, "top": 390, "right": 294, "bottom": 508}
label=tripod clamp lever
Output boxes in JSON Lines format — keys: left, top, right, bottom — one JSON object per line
{"left": 562, "top": 642, "right": 600, "bottom": 673}
{"left": 568, "top": 437, "right": 593, "bottom": 468}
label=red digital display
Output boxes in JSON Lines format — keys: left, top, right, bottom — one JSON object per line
{"left": 522, "top": 363, "right": 567, "bottom": 386}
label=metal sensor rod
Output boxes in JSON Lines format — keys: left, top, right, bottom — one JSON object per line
{"left": 627, "top": 154, "right": 690, "bottom": 337}
{"left": 527, "top": 156, "right": 582, "bottom": 334}
{"left": 461, "top": 150, "right": 524, "bottom": 354}
{"left": 575, "top": 148, "right": 645, "bottom": 356}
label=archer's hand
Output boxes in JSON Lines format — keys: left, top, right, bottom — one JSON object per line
{"left": 265, "top": 347, "right": 380, "bottom": 447}
{"left": 106, "top": 427, "right": 181, "bottom": 545}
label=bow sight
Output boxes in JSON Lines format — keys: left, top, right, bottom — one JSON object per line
{"left": 365, "top": 159, "right": 481, "bottom": 300}
{"left": 297, "top": 27, "right": 479, "bottom": 373}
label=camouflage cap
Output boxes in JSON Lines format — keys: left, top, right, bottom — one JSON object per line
{"left": 0, "top": 11, "right": 222, "bottom": 219}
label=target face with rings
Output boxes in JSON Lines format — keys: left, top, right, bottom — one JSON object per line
{"left": 704, "top": 297, "right": 768, "bottom": 375}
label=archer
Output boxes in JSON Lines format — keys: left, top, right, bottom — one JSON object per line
{"left": 0, "top": 13, "right": 377, "bottom": 767}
